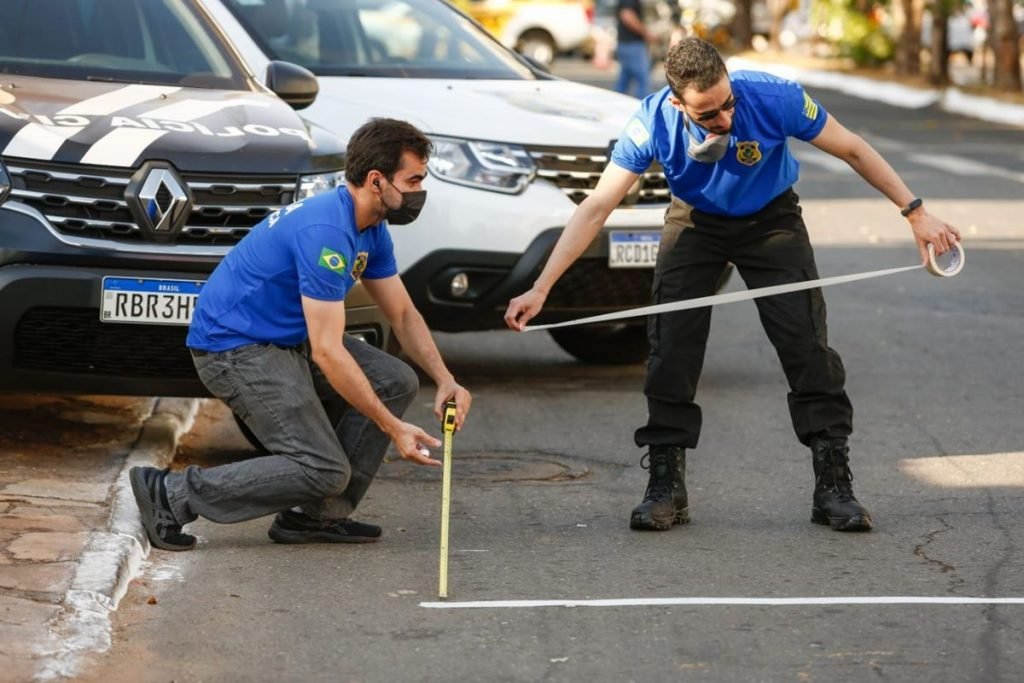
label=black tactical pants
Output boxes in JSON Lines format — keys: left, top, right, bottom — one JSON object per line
{"left": 634, "top": 189, "right": 853, "bottom": 450}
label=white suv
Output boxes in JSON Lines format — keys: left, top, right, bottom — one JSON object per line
{"left": 203, "top": 0, "right": 668, "bottom": 364}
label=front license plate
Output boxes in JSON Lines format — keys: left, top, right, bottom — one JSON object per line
{"left": 101, "top": 277, "right": 204, "bottom": 326}
{"left": 608, "top": 231, "right": 659, "bottom": 268}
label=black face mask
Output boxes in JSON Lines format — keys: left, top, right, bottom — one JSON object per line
{"left": 381, "top": 180, "right": 427, "bottom": 225}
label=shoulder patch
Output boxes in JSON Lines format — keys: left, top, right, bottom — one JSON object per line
{"left": 625, "top": 118, "right": 650, "bottom": 147}
{"left": 318, "top": 247, "right": 347, "bottom": 274}
{"left": 802, "top": 92, "right": 819, "bottom": 120}
{"left": 351, "top": 252, "right": 368, "bottom": 280}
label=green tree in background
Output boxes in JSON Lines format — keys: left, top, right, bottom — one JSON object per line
{"left": 812, "top": 0, "right": 895, "bottom": 65}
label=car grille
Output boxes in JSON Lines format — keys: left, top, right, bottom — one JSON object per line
{"left": 544, "top": 258, "right": 653, "bottom": 309}
{"left": 527, "top": 146, "right": 669, "bottom": 207}
{"left": 15, "top": 307, "right": 197, "bottom": 378}
{"left": 5, "top": 159, "right": 296, "bottom": 246}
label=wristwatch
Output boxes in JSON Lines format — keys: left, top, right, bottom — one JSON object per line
{"left": 900, "top": 197, "right": 923, "bottom": 217}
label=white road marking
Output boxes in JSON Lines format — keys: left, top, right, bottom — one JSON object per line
{"left": 421, "top": 596, "right": 1024, "bottom": 609}
{"left": 908, "top": 153, "right": 1024, "bottom": 184}
{"left": 795, "top": 147, "right": 854, "bottom": 174}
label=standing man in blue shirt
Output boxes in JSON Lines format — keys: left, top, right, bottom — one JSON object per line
{"left": 505, "top": 38, "right": 960, "bottom": 534}
{"left": 131, "top": 118, "right": 472, "bottom": 551}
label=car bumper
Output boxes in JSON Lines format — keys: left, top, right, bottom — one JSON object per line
{"left": 0, "top": 204, "right": 386, "bottom": 396}
{"left": 397, "top": 179, "right": 666, "bottom": 332}
{"left": 401, "top": 224, "right": 663, "bottom": 332}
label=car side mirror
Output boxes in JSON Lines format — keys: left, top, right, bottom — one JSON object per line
{"left": 265, "top": 60, "right": 319, "bottom": 110}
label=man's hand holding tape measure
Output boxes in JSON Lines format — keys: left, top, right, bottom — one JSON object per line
{"left": 390, "top": 378, "right": 471, "bottom": 467}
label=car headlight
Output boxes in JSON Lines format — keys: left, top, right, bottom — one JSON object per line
{"left": 296, "top": 170, "right": 346, "bottom": 201}
{"left": 0, "top": 159, "right": 11, "bottom": 206}
{"left": 427, "top": 137, "right": 535, "bottom": 194}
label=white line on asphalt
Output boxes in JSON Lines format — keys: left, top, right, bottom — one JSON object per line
{"left": 421, "top": 596, "right": 1024, "bottom": 609}
{"left": 795, "top": 147, "right": 854, "bottom": 173}
{"left": 907, "top": 153, "right": 1024, "bottom": 184}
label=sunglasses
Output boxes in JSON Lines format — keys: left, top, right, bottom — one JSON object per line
{"left": 692, "top": 94, "right": 738, "bottom": 122}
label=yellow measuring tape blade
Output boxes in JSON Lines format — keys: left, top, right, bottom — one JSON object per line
{"left": 438, "top": 401, "right": 457, "bottom": 599}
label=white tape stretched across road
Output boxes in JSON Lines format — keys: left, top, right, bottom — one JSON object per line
{"left": 523, "top": 242, "right": 965, "bottom": 332}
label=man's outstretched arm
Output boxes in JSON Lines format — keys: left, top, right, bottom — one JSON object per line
{"left": 809, "top": 113, "right": 961, "bottom": 263}
{"left": 361, "top": 275, "right": 471, "bottom": 430}
{"left": 504, "top": 163, "right": 640, "bottom": 330}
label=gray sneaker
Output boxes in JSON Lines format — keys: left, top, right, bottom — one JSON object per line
{"left": 129, "top": 467, "right": 196, "bottom": 551}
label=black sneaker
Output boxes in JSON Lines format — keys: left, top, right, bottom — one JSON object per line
{"left": 129, "top": 466, "right": 196, "bottom": 551}
{"left": 268, "top": 508, "right": 382, "bottom": 544}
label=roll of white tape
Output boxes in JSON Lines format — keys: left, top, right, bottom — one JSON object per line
{"left": 926, "top": 242, "right": 965, "bottom": 278}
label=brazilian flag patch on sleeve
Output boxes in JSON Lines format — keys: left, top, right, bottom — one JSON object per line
{"left": 318, "top": 247, "right": 347, "bottom": 274}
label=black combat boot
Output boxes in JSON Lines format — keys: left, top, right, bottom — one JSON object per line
{"left": 810, "top": 437, "right": 873, "bottom": 532}
{"left": 630, "top": 446, "right": 689, "bottom": 531}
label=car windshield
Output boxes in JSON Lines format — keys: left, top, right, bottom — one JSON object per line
{"left": 0, "top": 0, "right": 249, "bottom": 89}
{"left": 222, "top": 0, "right": 537, "bottom": 79}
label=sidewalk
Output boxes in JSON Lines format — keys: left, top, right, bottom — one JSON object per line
{"left": 725, "top": 52, "right": 1024, "bottom": 128}
{"left": 0, "top": 396, "right": 197, "bottom": 681}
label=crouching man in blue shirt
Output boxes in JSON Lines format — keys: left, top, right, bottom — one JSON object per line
{"left": 506, "top": 38, "right": 961, "bottom": 534}
{"left": 131, "top": 118, "right": 472, "bottom": 550}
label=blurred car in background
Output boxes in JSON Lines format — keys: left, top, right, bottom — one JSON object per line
{"left": 204, "top": 0, "right": 674, "bottom": 364}
{"left": 452, "top": 0, "right": 594, "bottom": 66}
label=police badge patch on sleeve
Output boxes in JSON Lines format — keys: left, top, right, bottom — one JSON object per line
{"left": 351, "top": 252, "right": 368, "bottom": 280}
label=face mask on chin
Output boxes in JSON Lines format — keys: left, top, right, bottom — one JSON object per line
{"left": 378, "top": 178, "right": 427, "bottom": 225}
{"left": 685, "top": 117, "right": 731, "bottom": 163}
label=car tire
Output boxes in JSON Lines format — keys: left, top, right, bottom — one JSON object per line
{"left": 233, "top": 413, "right": 267, "bottom": 454}
{"left": 516, "top": 29, "right": 557, "bottom": 66}
{"left": 548, "top": 263, "right": 735, "bottom": 365}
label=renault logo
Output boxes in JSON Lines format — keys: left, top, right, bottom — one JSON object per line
{"left": 126, "top": 162, "right": 191, "bottom": 242}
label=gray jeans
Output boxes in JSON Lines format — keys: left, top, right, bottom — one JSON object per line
{"left": 165, "top": 336, "right": 418, "bottom": 525}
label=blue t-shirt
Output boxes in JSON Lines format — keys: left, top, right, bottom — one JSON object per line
{"left": 611, "top": 70, "right": 828, "bottom": 217}
{"left": 187, "top": 186, "right": 398, "bottom": 352}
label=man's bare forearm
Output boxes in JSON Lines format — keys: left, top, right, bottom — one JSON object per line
{"left": 312, "top": 346, "right": 402, "bottom": 437}
{"left": 534, "top": 198, "right": 611, "bottom": 294}
{"left": 392, "top": 307, "right": 454, "bottom": 387}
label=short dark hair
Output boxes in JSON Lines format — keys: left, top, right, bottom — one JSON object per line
{"left": 345, "top": 118, "right": 433, "bottom": 186}
{"left": 664, "top": 38, "right": 728, "bottom": 98}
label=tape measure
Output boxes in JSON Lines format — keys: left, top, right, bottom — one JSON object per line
{"left": 525, "top": 242, "right": 965, "bottom": 332}
{"left": 438, "top": 400, "right": 458, "bottom": 600}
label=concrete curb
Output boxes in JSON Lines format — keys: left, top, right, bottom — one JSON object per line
{"left": 726, "top": 56, "right": 1024, "bottom": 128}
{"left": 35, "top": 398, "right": 200, "bottom": 681}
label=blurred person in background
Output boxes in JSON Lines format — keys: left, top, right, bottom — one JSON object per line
{"left": 615, "top": 0, "right": 656, "bottom": 97}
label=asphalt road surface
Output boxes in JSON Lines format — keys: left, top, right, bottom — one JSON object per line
{"left": 82, "top": 59, "right": 1023, "bottom": 682}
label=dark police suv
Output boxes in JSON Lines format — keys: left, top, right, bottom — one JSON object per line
{"left": 0, "top": 0, "right": 387, "bottom": 396}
